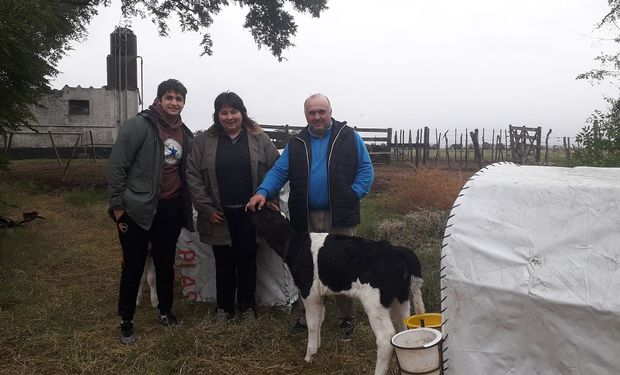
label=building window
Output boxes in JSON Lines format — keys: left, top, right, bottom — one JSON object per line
{"left": 68, "top": 100, "right": 89, "bottom": 115}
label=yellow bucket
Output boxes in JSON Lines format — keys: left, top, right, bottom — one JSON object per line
{"left": 404, "top": 313, "right": 442, "bottom": 330}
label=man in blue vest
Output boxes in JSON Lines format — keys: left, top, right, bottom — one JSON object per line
{"left": 246, "top": 93, "right": 374, "bottom": 341}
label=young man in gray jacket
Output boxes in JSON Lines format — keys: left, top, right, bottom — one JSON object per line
{"left": 107, "top": 79, "right": 194, "bottom": 345}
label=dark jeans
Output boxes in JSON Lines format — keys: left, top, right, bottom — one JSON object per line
{"left": 212, "top": 206, "right": 258, "bottom": 313}
{"left": 117, "top": 196, "right": 184, "bottom": 320}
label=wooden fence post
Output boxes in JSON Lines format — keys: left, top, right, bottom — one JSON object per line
{"left": 544, "top": 129, "right": 552, "bottom": 164}
{"left": 470, "top": 129, "right": 482, "bottom": 169}
{"left": 423, "top": 126, "right": 430, "bottom": 165}
{"left": 535, "top": 126, "right": 542, "bottom": 163}
{"left": 89, "top": 130, "right": 96, "bottom": 163}
{"left": 5, "top": 133, "right": 13, "bottom": 155}
{"left": 434, "top": 129, "right": 440, "bottom": 167}
{"left": 48, "top": 131, "right": 62, "bottom": 167}
{"left": 444, "top": 131, "right": 451, "bottom": 169}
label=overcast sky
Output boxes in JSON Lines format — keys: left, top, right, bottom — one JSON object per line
{"left": 52, "top": 0, "right": 618, "bottom": 143}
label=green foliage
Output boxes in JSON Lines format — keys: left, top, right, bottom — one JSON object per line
{"left": 575, "top": 98, "right": 620, "bottom": 166}
{"left": 0, "top": 0, "right": 327, "bottom": 135}
{"left": 114, "top": 0, "right": 327, "bottom": 60}
{"left": 577, "top": 1, "right": 620, "bottom": 84}
{"left": 576, "top": 3, "right": 620, "bottom": 166}
{"left": 0, "top": 0, "right": 106, "bottom": 135}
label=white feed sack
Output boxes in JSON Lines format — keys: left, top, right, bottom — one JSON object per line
{"left": 177, "top": 182, "right": 297, "bottom": 307}
{"left": 441, "top": 163, "right": 620, "bottom": 374}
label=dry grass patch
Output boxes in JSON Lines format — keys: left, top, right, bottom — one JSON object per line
{"left": 385, "top": 167, "right": 471, "bottom": 212}
{"left": 375, "top": 211, "right": 448, "bottom": 313}
{"left": 0, "top": 182, "right": 406, "bottom": 375}
{"left": 1, "top": 162, "right": 466, "bottom": 375}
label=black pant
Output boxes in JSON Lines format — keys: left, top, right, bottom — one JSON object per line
{"left": 117, "top": 196, "right": 184, "bottom": 320}
{"left": 211, "top": 207, "right": 258, "bottom": 313}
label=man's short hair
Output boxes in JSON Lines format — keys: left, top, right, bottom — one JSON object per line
{"left": 304, "top": 93, "right": 331, "bottom": 110}
{"left": 157, "top": 79, "right": 187, "bottom": 100}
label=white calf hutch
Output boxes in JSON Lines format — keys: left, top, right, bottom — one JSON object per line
{"left": 441, "top": 163, "right": 620, "bottom": 374}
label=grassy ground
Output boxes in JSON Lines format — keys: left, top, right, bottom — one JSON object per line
{"left": 0, "top": 160, "right": 468, "bottom": 375}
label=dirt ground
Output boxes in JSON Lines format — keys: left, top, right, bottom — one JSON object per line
{"left": 1, "top": 159, "right": 109, "bottom": 190}
{"left": 1, "top": 158, "right": 475, "bottom": 195}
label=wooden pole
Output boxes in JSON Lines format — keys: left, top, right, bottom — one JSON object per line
{"left": 470, "top": 129, "right": 482, "bottom": 169}
{"left": 535, "top": 126, "right": 542, "bottom": 163}
{"left": 415, "top": 129, "right": 420, "bottom": 167}
{"left": 89, "top": 131, "right": 96, "bottom": 163}
{"left": 453, "top": 128, "right": 457, "bottom": 163}
{"left": 48, "top": 131, "right": 62, "bottom": 167}
{"left": 5, "top": 133, "right": 13, "bottom": 155}
{"left": 423, "top": 126, "right": 430, "bottom": 165}
{"left": 444, "top": 131, "right": 451, "bottom": 169}
{"left": 491, "top": 129, "right": 496, "bottom": 162}
{"left": 459, "top": 133, "right": 464, "bottom": 169}
{"left": 434, "top": 128, "right": 440, "bottom": 167}
{"left": 544, "top": 129, "right": 552, "bottom": 164}
{"left": 62, "top": 133, "right": 82, "bottom": 181}
{"left": 479, "top": 128, "right": 484, "bottom": 162}
{"left": 409, "top": 129, "right": 413, "bottom": 162}
{"left": 465, "top": 127, "right": 468, "bottom": 169}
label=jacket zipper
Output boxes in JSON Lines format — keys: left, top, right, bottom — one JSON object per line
{"left": 294, "top": 135, "right": 311, "bottom": 231}
{"left": 326, "top": 125, "right": 346, "bottom": 223}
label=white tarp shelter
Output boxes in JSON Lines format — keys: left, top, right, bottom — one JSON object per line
{"left": 441, "top": 162, "right": 620, "bottom": 374}
{"left": 177, "top": 183, "right": 298, "bottom": 307}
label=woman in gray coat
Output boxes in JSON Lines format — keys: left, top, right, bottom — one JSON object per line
{"left": 186, "top": 92, "right": 279, "bottom": 321}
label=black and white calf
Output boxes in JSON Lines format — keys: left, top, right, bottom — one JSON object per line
{"left": 136, "top": 246, "right": 158, "bottom": 308}
{"left": 249, "top": 209, "right": 424, "bottom": 375}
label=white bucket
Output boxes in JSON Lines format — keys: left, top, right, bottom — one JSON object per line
{"left": 391, "top": 328, "right": 443, "bottom": 375}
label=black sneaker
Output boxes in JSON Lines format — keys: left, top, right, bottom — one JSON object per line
{"left": 159, "top": 312, "right": 181, "bottom": 326}
{"left": 240, "top": 308, "right": 256, "bottom": 321}
{"left": 120, "top": 320, "right": 136, "bottom": 345}
{"left": 215, "top": 309, "right": 235, "bottom": 324}
{"left": 290, "top": 316, "right": 307, "bottom": 334}
{"left": 338, "top": 317, "right": 355, "bottom": 342}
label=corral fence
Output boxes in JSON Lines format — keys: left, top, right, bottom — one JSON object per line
{"left": 2, "top": 124, "right": 579, "bottom": 172}
{"left": 261, "top": 124, "right": 578, "bottom": 169}
{"left": 390, "top": 125, "right": 578, "bottom": 169}
{"left": 260, "top": 124, "right": 394, "bottom": 164}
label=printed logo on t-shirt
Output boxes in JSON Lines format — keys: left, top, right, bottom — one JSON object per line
{"left": 163, "top": 138, "right": 182, "bottom": 165}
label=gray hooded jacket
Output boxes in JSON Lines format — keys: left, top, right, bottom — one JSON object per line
{"left": 107, "top": 110, "right": 194, "bottom": 230}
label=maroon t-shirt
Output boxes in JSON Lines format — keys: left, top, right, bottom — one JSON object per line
{"left": 158, "top": 124, "right": 184, "bottom": 200}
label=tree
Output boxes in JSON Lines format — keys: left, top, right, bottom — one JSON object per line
{"left": 0, "top": 0, "right": 103, "bottom": 135}
{"left": 576, "top": 1, "right": 620, "bottom": 166}
{"left": 0, "top": 0, "right": 327, "bottom": 135}
{"left": 574, "top": 98, "right": 620, "bottom": 166}
{"left": 576, "top": 1, "right": 620, "bottom": 83}
{"left": 121, "top": 0, "right": 327, "bottom": 59}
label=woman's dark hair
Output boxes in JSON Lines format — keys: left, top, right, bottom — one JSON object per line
{"left": 213, "top": 91, "right": 259, "bottom": 132}
{"left": 157, "top": 79, "right": 187, "bottom": 100}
